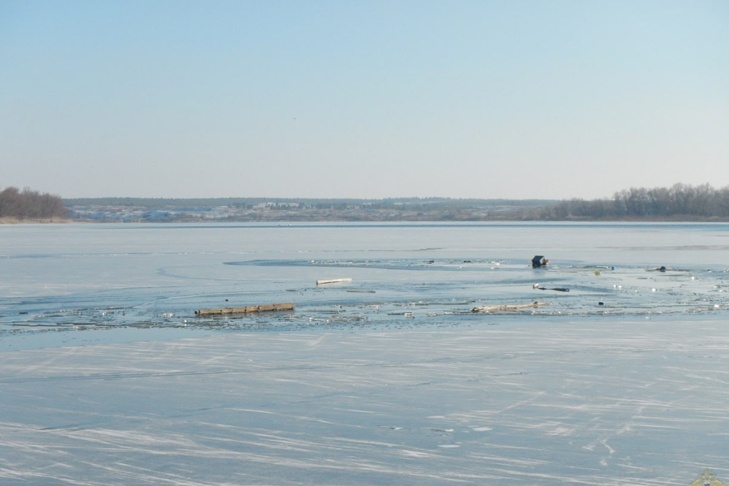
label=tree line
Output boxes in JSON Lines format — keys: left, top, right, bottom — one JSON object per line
{"left": 0, "top": 187, "right": 67, "bottom": 220}
{"left": 530, "top": 183, "right": 729, "bottom": 220}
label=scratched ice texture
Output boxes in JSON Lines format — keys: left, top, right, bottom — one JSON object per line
{"left": 1, "top": 222, "right": 728, "bottom": 485}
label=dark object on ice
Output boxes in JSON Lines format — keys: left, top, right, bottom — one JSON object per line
{"left": 659, "top": 265, "right": 666, "bottom": 272}
{"left": 532, "top": 255, "right": 549, "bottom": 268}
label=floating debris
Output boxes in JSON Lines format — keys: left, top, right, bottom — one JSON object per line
{"left": 472, "top": 302, "right": 546, "bottom": 313}
{"left": 533, "top": 284, "right": 569, "bottom": 292}
{"left": 316, "top": 278, "right": 352, "bottom": 286}
{"left": 195, "top": 303, "right": 295, "bottom": 316}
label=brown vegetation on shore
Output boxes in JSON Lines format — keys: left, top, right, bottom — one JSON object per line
{"left": 0, "top": 187, "right": 68, "bottom": 222}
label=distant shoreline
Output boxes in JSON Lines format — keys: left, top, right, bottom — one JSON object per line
{"left": 5, "top": 216, "right": 729, "bottom": 224}
{"left": 62, "top": 185, "right": 729, "bottom": 222}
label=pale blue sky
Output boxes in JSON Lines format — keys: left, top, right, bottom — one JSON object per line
{"left": 2, "top": 1, "right": 727, "bottom": 199}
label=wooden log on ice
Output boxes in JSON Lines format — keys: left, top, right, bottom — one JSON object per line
{"left": 472, "top": 301, "right": 546, "bottom": 313}
{"left": 195, "top": 303, "right": 295, "bottom": 316}
{"left": 316, "top": 278, "right": 352, "bottom": 286}
{"left": 533, "top": 283, "right": 569, "bottom": 292}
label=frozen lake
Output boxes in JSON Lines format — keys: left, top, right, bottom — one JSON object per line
{"left": 1, "top": 222, "right": 728, "bottom": 484}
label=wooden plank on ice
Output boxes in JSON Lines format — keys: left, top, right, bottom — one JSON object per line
{"left": 195, "top": 303, "right": 295, "bottom": 316}
{"left": 472, "top": 301, "right": 546, "bottom": 313}
{"left": 316, "top": 278, "right": 352, "bottom": 286}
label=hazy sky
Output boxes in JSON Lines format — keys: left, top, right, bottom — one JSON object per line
{"left": 2, "top": 1, "right": 728, "bottom": 200}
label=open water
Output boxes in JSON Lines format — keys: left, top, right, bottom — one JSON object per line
{"left": 1, "top": 222, "right": 729, "bottom": 485}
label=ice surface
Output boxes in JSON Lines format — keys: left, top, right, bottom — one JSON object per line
{"left": 1, "top": 318, "right": 728, "bottom": 485}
